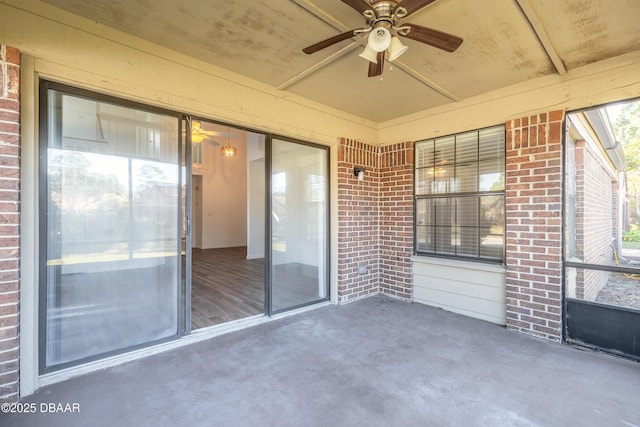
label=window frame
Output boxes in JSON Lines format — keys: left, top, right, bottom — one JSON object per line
{"left": 414, "top": 125, "right": 506, "bottom": 264}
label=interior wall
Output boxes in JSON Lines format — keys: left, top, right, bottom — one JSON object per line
{"left": 193, "top": 135, "right": 247, "bottom": 249}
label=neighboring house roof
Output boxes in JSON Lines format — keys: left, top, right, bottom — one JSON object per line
{"left": 568, "top": 108, "right": 626, "bottom": 174}
{"left": 584, "top": 108, "right": 626, "bottom": 171}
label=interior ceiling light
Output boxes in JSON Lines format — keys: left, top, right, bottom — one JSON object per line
{"left": 220, "top": 127, "right": 237, "bottom": 157}
{"left": 221, "top": 145, "right": 237, "bottom": 157}
{"left": 303, "top": 0, "right": 463, "bottom": 78}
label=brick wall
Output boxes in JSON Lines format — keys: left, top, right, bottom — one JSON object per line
{"left": 337, "top": 139, "right": 414, "bottom": 303}
{"left": 379, "top": 143, "right": 413, "bottom": 300}
{"left": 337, "top": 139, "right": 380, "bottom": 303}
{"left": 0, "top": 45, "right": 20, "bottom": 403}
{"left": 505, "top": 112, "right": 563, "bottom": 340}
{"left": 574, "top": 140, "right": 614, "bottom": 300}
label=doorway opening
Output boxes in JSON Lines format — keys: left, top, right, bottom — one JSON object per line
{"left": 188, "top": 121, "right": 266, "bottom": 330}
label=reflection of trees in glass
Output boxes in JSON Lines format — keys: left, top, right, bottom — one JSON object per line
{"left": 132, "top": 161, "right": 178, "bottom": 252}
{"left": 134, "top": 163, "right": 169, "bottom": 203}
{"left": 477, "top": 178, "right": 506, "bottom": 233}
{"left": 481, "top": 197, "right": 504, "bottom": 230}
{"left": 137, "top": 164, "right": 168, "bottom": 182}
{"left": 49, "top": 150, "right": 129, "bottom": 255}
{"left": 490, "top": 175, "right": 504, "bottom": 192}
{"left": 48, "top": 149, "right": 180, "bottom": 257}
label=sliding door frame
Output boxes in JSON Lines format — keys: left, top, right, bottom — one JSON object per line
{"left": 38, "top": 80, "right": 186, "bottom": 373}
{"left": 182, "top": 116, "right": 193, "bottom": 334}
{"left": 37, "top": 80, "right": 332, "bottom": 373}
{"left": 267, "top": 135, "right": 331, "bottom": 316}
{"left": 265, "top": 134, "right": 273, "bottom": 316}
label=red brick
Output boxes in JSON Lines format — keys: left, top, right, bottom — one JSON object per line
{"left": 5, "top": 46, "right": 20, "bottom": 66}
{"left": 548, "top": 110, "right": 564, "bottom": 122}
{"left": 505, "top": 112, "right": 562, "bottom": 340}
{"left": 0, "top": 384, "right": 18, "bottom": 403}
{"left": 0, "top": 99, "right": 18, "bottom": 111}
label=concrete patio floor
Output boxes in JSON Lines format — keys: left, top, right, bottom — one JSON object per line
{"left": 3, "top": 296, "right": 640, "bottom": 427}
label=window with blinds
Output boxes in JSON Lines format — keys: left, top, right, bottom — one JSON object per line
{"left": 414, "top": 125, "right": 506, "bottom": 262}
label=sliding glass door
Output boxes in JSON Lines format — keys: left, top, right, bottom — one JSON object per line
{"left": 40, "top": 83, "right": 182, "bottom": 371}
{"left": 270, "top": 138, "right": 329, "bottom": 313}
{"left": 39, "top": 82, "right": 332, "bottom": 372}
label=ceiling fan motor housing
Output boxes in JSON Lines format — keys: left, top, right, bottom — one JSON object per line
{"left": 364, "top": 1, "right": 402, "bottom": 26}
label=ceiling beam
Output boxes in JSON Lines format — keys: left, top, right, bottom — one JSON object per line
{"left": 291, "top": 0, "right": 352, "bottom": 32}
{"left": 287, "top": 0, "right": 462, "bottom": 99}
{"left": 515, "top": 0, "right": 567, "bottom": 76}
{"left": 281, "top": 0, "right": 362, "bottom": 89}
{"left": 278, "top": 42, "right": 361, "bottom": 90}
{"left": 392, "top": 61, "right": 461, "bottom": 101}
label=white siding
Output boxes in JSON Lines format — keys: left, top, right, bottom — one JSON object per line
{"left": 412, "top": 257, "right": 506, "bottom": 325}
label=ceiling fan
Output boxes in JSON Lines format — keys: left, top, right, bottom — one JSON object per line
{"left": 190, "top": 120, "right": 235, "bottom": 145}
{"left": 302, "top": 0, "right": 463, "bottom": 77}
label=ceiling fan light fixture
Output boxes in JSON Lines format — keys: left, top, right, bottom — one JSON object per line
{"left": 367, "top": 27, "right": 391, "bottom": 52}
{"left": 191, "top": 120, "right": 206, "bottom": 143}
{"left": 388, "top": 36, "right": 408, "bottom": 61}
{"left": 358, "top": 44, "right": 379, "bottom": 63}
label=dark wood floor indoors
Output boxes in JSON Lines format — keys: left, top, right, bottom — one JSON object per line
{"left": 191, "top": 246, "right": 326, "bottom": 330}
{"left": 191, "top": 247, "right": 264, "bottom": 330}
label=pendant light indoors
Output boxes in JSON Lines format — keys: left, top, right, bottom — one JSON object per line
{"left": 220, "top": 127, "right": 237, "bottom": 157}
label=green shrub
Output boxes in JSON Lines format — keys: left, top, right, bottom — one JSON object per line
{"left": 623, "top": 229, "right": 640, "bottom": 242}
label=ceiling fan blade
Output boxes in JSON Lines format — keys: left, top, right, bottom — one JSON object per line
{"left": 400, "top": 23, "right": 463, "bottom": 52}
{"left": 303, "top": 30, "right": 357, "bottom": 54}
{"left": 205, "top": 131, "right": 235, "bottom": 137}
{"left": 341, "top": 0, "right": 374, "bottom": 14}
{"left": 368, "top": 52, "right": 385, "bottom": 77}
{"left": 396, "top": 0, "right": 438, "bottom": 16}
